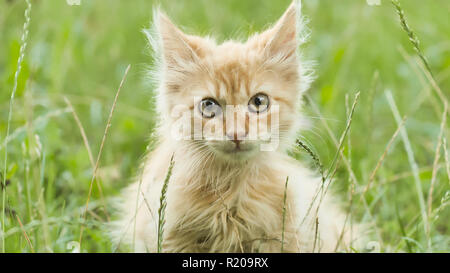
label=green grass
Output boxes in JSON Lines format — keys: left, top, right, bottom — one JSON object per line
{"left": 1, "top": 0, "right": 449, "bottom": 252}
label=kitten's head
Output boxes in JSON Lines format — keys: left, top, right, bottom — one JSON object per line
{"left": 147, "top": 1, "right": 312, "bottom": 162}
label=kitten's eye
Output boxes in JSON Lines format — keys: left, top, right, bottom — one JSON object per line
{"left": 248, "top": 93, "right": 270, "bottom": 114}
{"left": 199, "top": 98, "right": 222, "bottom": 118}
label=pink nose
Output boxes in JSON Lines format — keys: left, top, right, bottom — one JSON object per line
{"left": 226, "top": 131, "right": 247, "bottom": 144}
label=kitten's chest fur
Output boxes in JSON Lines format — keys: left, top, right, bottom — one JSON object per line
{"left": 114, "top": 146, "right": 352, "bottom": 252}
{"left": 162, "top": 156, "right": 294, "bottom": 252}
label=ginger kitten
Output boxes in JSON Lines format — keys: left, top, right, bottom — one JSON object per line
{"left": 112, "top": 1, "right": 358, "bottom": 252}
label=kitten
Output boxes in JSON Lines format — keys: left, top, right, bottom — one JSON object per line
{"left": 111, "top": 0, "right": 359, "bottom": 252}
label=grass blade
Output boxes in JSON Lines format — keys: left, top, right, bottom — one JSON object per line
{"left": 78, "top": 64, "right": 131, "bottom": 248}
{"left": 385, "top": 90, "right": 428, "bottom": 242}
{"left": 427, "top": 103, "right": 447, "bottom": 217}
{"left": 391, "top": 0, "right": 448, "bottom": 109}
{"left": 361, "top": 116, "right": 407, "bottom": 197}
{"left": 157, "top": 154, "right": 175, "bottom": 253}
{"left": 281, "top": 176, "right": 289, "bottom": 253}
{"left": 443, "top": 137, "right": 450, "bottom": 185}
{"left": 2, "top": 0, "right": 32, "bottom": 253}
{"left": 64, "top": 97, "right": 110, "bottom": 221}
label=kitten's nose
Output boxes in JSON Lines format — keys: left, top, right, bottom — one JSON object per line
{"left": 225, "top": 109, "right": 248, "bottom": 146}
{"left": 226, "top": 131, "right": 247, "bottom": 145}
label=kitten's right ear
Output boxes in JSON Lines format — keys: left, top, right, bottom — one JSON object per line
{"left": 152, "top": 9, "right": 201, "bottom": 70}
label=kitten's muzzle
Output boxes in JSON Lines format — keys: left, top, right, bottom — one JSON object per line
{"left": 226, "top": 131, "right": 247, "bottom": 148}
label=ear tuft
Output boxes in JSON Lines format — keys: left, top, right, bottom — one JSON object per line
{"left": 151, "top": 9, "right": 201, "bottom": 70}
{"left": 252, "top": 0, "right": 306, "bottom": 62}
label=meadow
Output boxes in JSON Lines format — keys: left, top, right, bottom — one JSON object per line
{"left": 0, "top": 0, "right": 449, "bottom": 253}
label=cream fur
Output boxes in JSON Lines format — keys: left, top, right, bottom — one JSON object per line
{"left": 110, "top": 1, "right": 360, "bottom": 253}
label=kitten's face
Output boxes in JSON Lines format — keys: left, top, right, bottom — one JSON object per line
{"left": 152, "top": 2, "right": 305, "bottom": 161}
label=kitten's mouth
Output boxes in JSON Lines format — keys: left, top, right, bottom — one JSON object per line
{"left": 206, "top": 140, "right": 260, "bottom": 159}
{"left": 216, "top": 142, "right": 256, "bottom": 156}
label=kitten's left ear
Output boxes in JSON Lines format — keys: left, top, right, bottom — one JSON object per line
{"left": 252, "top": 1, "right": 302, "bottom": 61}
{"left": 152, "top": 9, "right": 206, "bottom": 71}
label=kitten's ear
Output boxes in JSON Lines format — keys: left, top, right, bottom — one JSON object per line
{"left": 153, "top": 10, "right": 203, "bottom": 70}
{"left": 253, "top": 1, "right": 302, "bottom": 61}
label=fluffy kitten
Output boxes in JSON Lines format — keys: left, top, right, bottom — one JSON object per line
{"left": 111, "top": 1, "right": 359, "bottom": 252}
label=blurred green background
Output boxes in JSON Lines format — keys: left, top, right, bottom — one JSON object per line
{"left": 0, "top": 0, "right": 449, "bottom": 252}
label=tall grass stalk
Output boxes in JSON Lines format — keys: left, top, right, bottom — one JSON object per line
{"left": 2, "top": 0, "right": 32, "bottom": 253}
{"left": 15, "top": 214, "right": 34, "bottom": 253}
{"left": 345, "top": 94, "right": 352, "bottom": 167}
{"left": 78, "top": 64, "right": 131, "bottom": 248}
{"left": 362, "top": 116, "right": 407, "bottom": 197}
{"left": 317, "top": 92, "right": 360, "bottom": 210}
{"left": 391, "top": 0, "right": 431, "bottom": 75}
{"left": 301, "top": 92, "right": 363, "bottom": 226}
{"left": 443, "top": 137, "right": 450, "bottom": 185}
{"left": 64, "top": 97, "right": 109, "bottom": 221}
{"left": 427, "top": 103, "right": 447, "bottom": 216}
{"left": 157, "top": 155, "right": 175, "bottom": 253}
{"left": 325, "top": 92, "right": 360, "bottom": 182}
{"left": 335, "top": 94, "right": 356, "bottom": 252}
{"left": 385, "top": 90, "right": 428, "bottom": 242}
{"left": 281, "top": 176, "right": 289, "bottom": 253}
{"left": 113, "top": 144, "right": 157, "bottom": 252}
{"left": 307, "top": 95, "right": 359, "bottom": 186}
{"left": 295, "top": 139, "right": 324, "bottom": 183}
{"left": 311, "top": 92, "right": 362, "bottom": 226}
{"left": 311, "top": 92, "right": 384, "bottom": 246}
{"left": 312, "top": 217, "right": 320, "bottom": 253}
{"left": 132, "top": 155, "right": 149, "bottom": 251}
{"left": 391, "top": 0, "right": 448, "bottom": 109}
